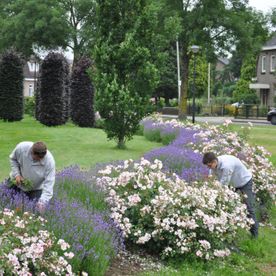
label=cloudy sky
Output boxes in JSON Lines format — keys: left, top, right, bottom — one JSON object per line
{"left": 249, "top": 0, "right": 275, "bottom": 13}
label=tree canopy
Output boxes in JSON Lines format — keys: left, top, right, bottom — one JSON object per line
{"left": 0, "top": 0, "right": 96, "bottom": 63}
{"left": 162, "top": 0, "right": 269, "bottom": 117}
{"left": 94, "top": 0, "right": 160, "bottom": 148}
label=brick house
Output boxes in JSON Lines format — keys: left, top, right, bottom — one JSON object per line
{"left": 249, "top": 35, "right": 276, "bottom": 107}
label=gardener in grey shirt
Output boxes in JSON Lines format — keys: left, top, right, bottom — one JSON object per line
{"left": 9, "top": 141, "right": 55, "bottom": 213}
{"left": 202, "top": 152, "right": 258, "bottom": 238}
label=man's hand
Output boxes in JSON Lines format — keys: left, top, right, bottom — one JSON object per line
{"left": 36, "top": 201, "right": 46, "bottom": 214}
{"left": 15, "top": 175, "right": 24, "bottom": 185}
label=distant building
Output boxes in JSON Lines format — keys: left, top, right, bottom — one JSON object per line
{"left": 249, "top": 35, "right": 276, "bottom": 106}
{"left": 216, "top": 57, "right": 229, "bottom": 72}
{"left": 23, "top": 55, "right": 73, "bottom": 97}
{"left": 23, "top": 57, "right": 40, "bottom": 97}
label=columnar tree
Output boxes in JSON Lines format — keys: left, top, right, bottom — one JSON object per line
{"left": 94, "top": 0, "right": 159, "bottom": 148}
{"left": 0, "top": 49, "right": 24, "bottom": 121}
{"left": 70, "top": 57, "right": 94, "bottom": 127}
{"left": 38, "top": 52, "right": 68, "bottom": 126}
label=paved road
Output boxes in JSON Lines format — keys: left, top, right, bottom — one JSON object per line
{"left": 162, "top": 115, "right": 272, "bottom": 126}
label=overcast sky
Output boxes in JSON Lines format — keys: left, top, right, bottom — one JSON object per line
{"left": 249, "top": 0, "right": 276, "bottom": 13}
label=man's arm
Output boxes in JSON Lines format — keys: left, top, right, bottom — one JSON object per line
{"left": 218, "top": 168, "right": 233, "bottom": 186}
{"left": 9, "top": 147, "right": 22, "bottom": 180}
{"left": 38, "top": 165, "right": 55, "bottom": 204}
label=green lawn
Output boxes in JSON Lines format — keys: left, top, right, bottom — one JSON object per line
{"left": 0, "top": 116, "right": 160, "bottom": 180}
{"left": 1, "top": 117, "right": 275, "bottom": 275}
{"left": 247, "top": 125, "right": 276, "bottom": 166}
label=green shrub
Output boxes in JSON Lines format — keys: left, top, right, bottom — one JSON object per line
{"left": 24, "top": 96, "right": 35, "bottom": 116}
{"left": 143, "top": 128, "right": 162, "bottom": 142}
{"left": 0, "top": 49, "right": 24, "bottom": 121}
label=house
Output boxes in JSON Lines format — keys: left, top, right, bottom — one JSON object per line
{"left": 23, "top": 55, "right": 73, "bottom": 97}
{"left": 216, "top": 57, "right": 229, "bottom": 72}
{"left": 23, "top": 56, "right": 40, "bottom": 97}
{"left": 249, "top": 35, "right": 276, "bottom": 107}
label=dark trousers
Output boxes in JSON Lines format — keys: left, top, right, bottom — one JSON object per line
{"left": 9, "top": 183, "right": 42, "bottom": 201}
{"left": 236, "top": 179, "right": 259, "bottom": 237}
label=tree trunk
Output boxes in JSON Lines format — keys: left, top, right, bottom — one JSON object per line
{"left": 178, "top": 49, "right": 190, "bottom": 120}
{"left": 117, "top": 138, "right": 126, "bottom": 149}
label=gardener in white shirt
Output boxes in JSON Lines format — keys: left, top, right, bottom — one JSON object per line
{"left": 9, "top": 141, "right": 55, "bottom": 213}
{"left": 202, "top": 152, "right": 258, "bottom": 238}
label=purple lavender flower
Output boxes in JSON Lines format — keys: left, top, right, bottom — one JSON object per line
{"left": 144, "top": 145, "right": 208, "bottom": 182}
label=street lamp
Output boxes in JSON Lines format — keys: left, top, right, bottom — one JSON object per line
{"left": 191, "top": 45, "right": 200, "bottom": 123}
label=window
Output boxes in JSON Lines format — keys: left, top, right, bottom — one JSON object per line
{"left": 271, "top": 55, "right": 276, "bottom": 72}
{"left": 28, "top": 84, "right": 34, "bottom": 97}
{"left": 28, "top": 62, "right": 39, "bottom": 72}
{"left": 261, "top": 55, "right": 266, "bottom": 73}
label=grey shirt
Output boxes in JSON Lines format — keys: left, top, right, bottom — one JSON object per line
{"left": 9, "top": 141, "right": 55, "bottom": 203}
{"left": 211, "top": 155, "right": 252, "bottom": 188}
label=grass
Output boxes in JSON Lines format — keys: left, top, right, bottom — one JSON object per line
{"left": 231, "top": 124, "right": 276, "bottom": 166}
{"left": 0, "top": 115, "right": 160, "bottom": 180}
{"left": 1, "top": 117, "right": 275, "bottom": 275}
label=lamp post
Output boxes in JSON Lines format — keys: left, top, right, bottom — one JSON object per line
{"left": 191, "top": 45, "right": 200, "bottom": 123}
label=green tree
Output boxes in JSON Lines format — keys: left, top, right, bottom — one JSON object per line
{"left": 227, "top": 8, "right": 268, "bottom": 79}
{"left": 0, "top": 0, "right": 95, "bottom": 63}
{"left": 0, "top": 49, "right": 24, "bottom": 121}
{"left": 154, "top": 43, "right": 178, "bottom": 106}
{"left": 188, "top": 54, "right": 208, "bottom": 98}
{"left": 94, "top": 0, "right": 159, "bottom": 149}
{"left": 0, "top": 0, "right": 69, "bottom": 57}
{"left": 163, "top": 0, "right": 268, "bottom": 118}
{"left": 233, "top": 55, "right": 259, "bottom": 104}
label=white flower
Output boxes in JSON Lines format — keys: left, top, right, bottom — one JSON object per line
{"left": 57, "top": 239, "right": 70, "bottom": 251}
{"left": 137, "top": 233, "right": 151, "bottom": 244}
{"left": 64, "top": 252, "right": 74, "bottom": 259}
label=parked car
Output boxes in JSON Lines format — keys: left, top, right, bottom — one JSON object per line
{"left": 267, "top": 108, "right": 276, "bottom": 125}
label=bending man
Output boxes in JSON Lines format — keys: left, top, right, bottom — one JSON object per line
{"left": 202, "top": 152, "right": 258, "bottom": 238}
{"left": 9, "top": 141, "right": 55, "bottom": 213}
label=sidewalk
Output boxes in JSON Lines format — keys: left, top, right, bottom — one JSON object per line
{"left": 161, "top": 115, "right": 269, "bottom": 125}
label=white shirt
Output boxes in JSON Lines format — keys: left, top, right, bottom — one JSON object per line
{"left": 211, "top": 155, "right": 252, "bottom": 188}
{"left": 9, "top": 141, "right": 55, "bottom": 203}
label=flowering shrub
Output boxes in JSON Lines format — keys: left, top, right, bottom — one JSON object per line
{"left": 189, "top": 121, "right": 276, "bottom": 204}
{"left": 141, "top": 115, "right": 276, "bottom": 206}
{"left": 0, "top": 208, "right": 77, "bottom": 275}
{"left": 97, "top": 158, "right": 253, "bottom": 260}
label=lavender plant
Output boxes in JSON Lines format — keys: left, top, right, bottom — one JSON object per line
{"left": 144, "top": 145, "right": 208, "bottom": 182}
{"left": 0, "top": 166, "right": 125, "bottom": 276}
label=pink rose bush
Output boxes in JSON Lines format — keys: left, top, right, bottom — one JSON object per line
{"left": 141, "top": 115, "right": 276, "bottom": 206}
{"left": 97, "top": 158, "right": 253, "bottom": 260}
{"left": 189, "top": 122, "right": 276, "bottom": 204}
{"left": 0, "top": 208, "right": 80, "bottom": 275}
